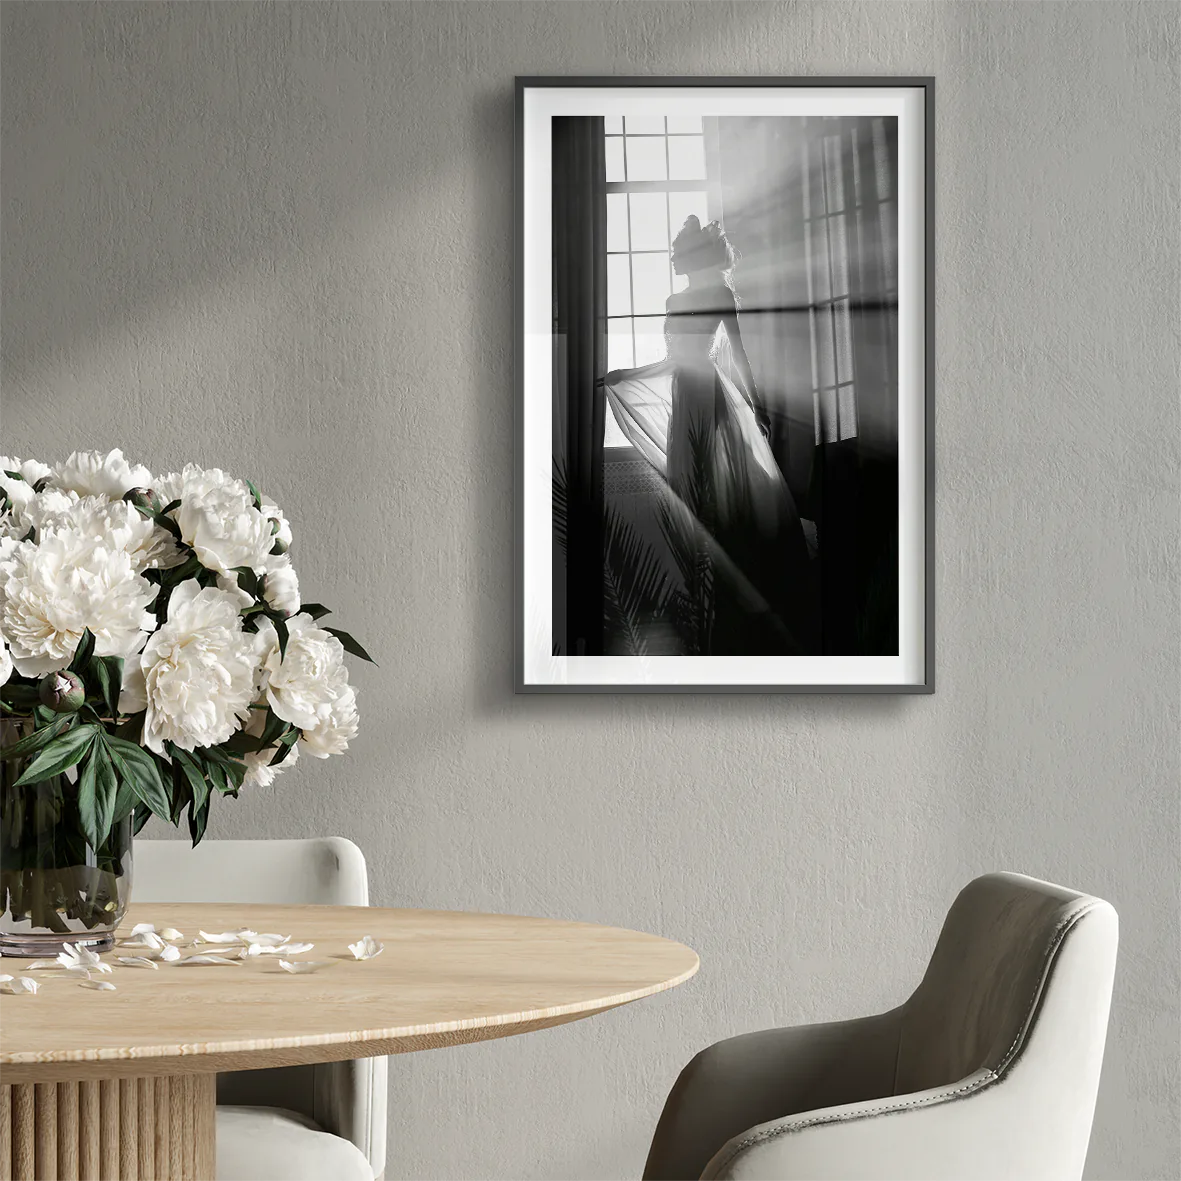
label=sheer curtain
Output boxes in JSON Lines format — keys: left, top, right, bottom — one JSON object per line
{"left": 551, "top": 116, "right": 606, "bottom": 656}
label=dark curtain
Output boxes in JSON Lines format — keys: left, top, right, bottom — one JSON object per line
{"left": 804, "top": 116, "right": 899, "bottom": 655}
{"left": 715, "top": 114, "right": 899, "bottom": 655}
{"left": 551, "top": 117, "right": 606, "bottom": 656}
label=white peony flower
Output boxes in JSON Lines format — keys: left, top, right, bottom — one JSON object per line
{"left": 262, "top": 555, "right": 300, "bottom": 617}
{"left": 122, "top": 580, "right": 263, "bottom": 755}
{"left": 173, "top": 466, "right": 273, "bottom": 575}
{"left": 50, "top": 449, "right": 153, "bottom": 500}
{"left": 1, "top": 457, "right": 52, "bottom": 530}
{"left": 299, "top": 684, "right": 358, "bottom": 759}
{"left": 18, "top": 488, "right": 79, "bottom": 534}
{"left": 240, "top": 703, "right": 300, "bottom": 788}
{"left": 260, "top": 500, "right": 293, "bottom": 552}
{"left": 0, "top": 633, "right": 11, "bottom": 687}
{"left": 215, "top": 571, "right": 255, "bottom": 610}
{"left": 262, "top": 614, "right": 350, "bottom": 731}
{"left": 28, "top": 493, "right": 183, "bottom": 571}
{"left": 0, "top": 533, "right": 157, "bottom": 678}
{"left": 152, "top": 470, "right": 186, "bottom": 507}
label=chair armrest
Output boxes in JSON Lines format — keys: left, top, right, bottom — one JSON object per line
{"left": 217, "top": 1056, "right": 387, "bottom": 1178}
{"left": 644, "top": 1009, "right": 902, "bottom": 1181}
{"left": 312, "top": 1056, "right": 388, "bottom": 1179}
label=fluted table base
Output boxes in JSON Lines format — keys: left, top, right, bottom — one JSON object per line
{"left": 1, "top": 1075, "right": 215, "bottom": 1181}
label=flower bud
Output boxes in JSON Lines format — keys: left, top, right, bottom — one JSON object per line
{"left": 38, "top": 670, "right": 86, "bottom": 714}
{"left": 122, "top": 487, "right": 162, "bottom": 514}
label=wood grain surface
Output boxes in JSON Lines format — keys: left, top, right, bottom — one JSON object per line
{"left": 0, "top": 904, "right": 698, "bottom": 1083}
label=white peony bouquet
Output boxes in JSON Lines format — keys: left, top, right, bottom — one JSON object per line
{"left": 0, "top": 449, "right": 372, "bottom": 848}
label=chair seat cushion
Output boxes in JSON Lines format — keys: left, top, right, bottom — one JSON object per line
{"left": 216, "top": 1105, "right": 375, "bottom": 1181}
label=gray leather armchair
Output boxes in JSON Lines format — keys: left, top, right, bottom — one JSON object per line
{"left": 645, "top": 873, "right": 1118, "bottom": 1180}
{"left": 136, "top": 837, "right": 387, "bottom": 1181}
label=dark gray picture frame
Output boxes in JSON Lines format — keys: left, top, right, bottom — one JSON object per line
{"left": 515, "top": 76, "right": 934, "bottom": 694}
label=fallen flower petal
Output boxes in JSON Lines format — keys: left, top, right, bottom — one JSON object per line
{"left": 348, "top": 936, "right": 384, "bottom": 961}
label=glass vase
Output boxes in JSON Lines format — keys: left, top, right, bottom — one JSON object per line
{"left": 0, "top": 718, "right": 133, "bottom": 957}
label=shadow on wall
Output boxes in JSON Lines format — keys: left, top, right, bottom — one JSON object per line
{"left": 2, "top": 2, "right": 439, "bottom": 381}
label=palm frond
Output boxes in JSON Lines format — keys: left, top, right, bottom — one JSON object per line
{"left": 601, "top": 503, "right": 674, "bottom": 656}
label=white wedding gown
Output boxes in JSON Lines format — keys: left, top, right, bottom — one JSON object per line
{"left": 603, "top": 284, "right": 814, "bottom": 654}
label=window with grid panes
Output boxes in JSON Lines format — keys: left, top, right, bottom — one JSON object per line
{"left": 803, "top": 117, "right": 896, "bottom": 444}
{"left": 604, "top": 115, "right": 716, "bottom": 447}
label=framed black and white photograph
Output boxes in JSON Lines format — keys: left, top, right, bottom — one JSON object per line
{"left": 516, "top": 77, "right": 933, "bottom": 692}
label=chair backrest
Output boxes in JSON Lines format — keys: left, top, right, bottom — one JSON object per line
{"left": 896, "top": 872, "right": 1117, "bottom": 1096}
{"left": 134, "top": 836, "right": 370, "bottom": 906}
{"left": 135, "top": 837, "right": 387, "bottom": 1178}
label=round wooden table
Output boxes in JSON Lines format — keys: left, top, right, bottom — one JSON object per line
{"left": 0, "top": 903, "right": 698, "bottom": 1180}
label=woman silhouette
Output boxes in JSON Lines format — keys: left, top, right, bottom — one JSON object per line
{"left": 603, "top": 216, "right": 814, "bottom": 654}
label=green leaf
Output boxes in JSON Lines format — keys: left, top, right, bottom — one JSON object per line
{"left": 160, "top": 499, "right": 182, "bottom": 516}
{"left": 244, "top": 479, "right": 263, "bottom": 510}
{"left": 132, "top": 803, "right": 153, "bottom": 835}
{"left": 13, "top": 724, "right": 99, "bottom": 786}
{"left": 325, "top": 627, "right": 376, "bottom": 664}
{"left": 68, "top": 630, "right": 96, "bottom": 673}
{"left": 231, "top": 566, "right": 261, "bottom": 599}
{"left": 299, "top": 603, "right": 331, "bottom": 621}
{"left": 32, "top": 704, "right": 54, "bottom": 726}
{"left": 221, "top": 757, "right": 246, "bottom": 790}
{"left": 274, "top": 615, "right": 289, "bottom": 660}
{"left": 255, "top": 709, "right": 287, "bottom": 748}
{"left": 188, "top": 796, "right": 210, "bottom": 846}
{"left": 77, "top": 752, "right": 100, "bottom": 848}
{"left": 93, "top": 749, "right": 118, "bottom": 847}
{"left": 204, "top": 758, "right": 228, "bottom": 796}
{"left": 111, "top": 769, "right": 137, "bottom": 826}
{"left": 101, "top": 734, "right": 170, "bottom": 820}
{"left": 268, "top": 739, "right": 298, "bottom": 768}
{"left": 91, "top": 656, "right": 123, "bottom": 719}
{"left": 0, "top": 715, "right": 71, "bottom": 759}
{"left": 170, "top": 745, "right": 210, "bottom": 814}
{"left": 223, "top": 730, "right": 275, "bottom": 755}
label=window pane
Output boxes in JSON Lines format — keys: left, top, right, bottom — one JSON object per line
{"left": 607, "top": 254, "right": 632, "bottom": 316}
{"left": 605, "top": 403, "right": 631, "bottom": 448}
{"left": 624, "top": 115, "right": 665, "bottom": 134}
{"left": 667, "top": 114, "right": 703, "bottom": 134}
{"left": 808, "top": 219, "right": 831, "bottom": 304}
{"left": 631, "top": 252, "right": 672, "bottom": 315}
{"left": 607, "top": 318, "right": 634, "bottom": 370}
{"left": 606, "top": 193, "right": 629, "bottom": 252}
{"left": 625, "top": 137, "right": 667, "bottom": 181}
{"left": 667, "top": 136, "right": 706, "bottom": 180}
{"left": 829, "top": 213, "right": 849, "bottom": 298}
{"left": 633, "top": 316, "right": 667, "bottom": 365}
{"left": 838, "top": 384, "right": 858, "bottom": 440}
{"left": 804, "top": 138, "right": 823, "bottom": 220}
{"left": 823, "top": 134, "right": 845, "bottom": 213}
{"left": 628, "top": 192, "right": 669, "bottom": 252}
{"left": 814, "top": 305, "right": 836, "bottom": 390}
{"left": 834, "top": 298, "right": 853, "bottom": 383}
{"left": 668, "top": 191, "right": 709, "bottom": 237}
{"left": 604, "top": 115, "right": 623, "bottom": 134}
{"left": 605, "top": 136, "right": 625, "bottom": 182}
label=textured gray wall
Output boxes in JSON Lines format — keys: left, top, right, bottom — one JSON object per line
{"left": 2, "top": 2, "right": 1177, "bottom": 1178}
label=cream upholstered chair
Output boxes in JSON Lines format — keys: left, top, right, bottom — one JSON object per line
{"left": 136, "top": 838, "right": 387, "bottom": 1181}
{"left": 645, "top": 873, "right": 1118, "bottom": 1181}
